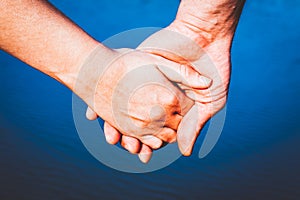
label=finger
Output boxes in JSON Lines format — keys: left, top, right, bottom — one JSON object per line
{"left": 156, "top": 62, "right": 212, "bottom": 89}
{"left": 177, "top": 104, "right": 211, "bottom": 156}
{"left": 178, "top": 83, "right": 212, "bottom": 97}
{"left": 140, "top": 135, "right": 163, "bottom": 150}
{"left": 86, "top": 106, "right": 98, "bottom": 121}
{"left": 104, "top": 122, "right": 121, "bottom": 145}
{"left": 176, "top": 92, "right": 194, "bottom": 116}
{"left": 185, "top": 90, "right": 213, "bottom": 104}
{"left": 138, "top": 144, "right": 153, "bottom": 163}
{"left": 121, "top": 135, "right": 141, "bottom": 154}
{"left": 154, "top": 127, "right": 177, "bottom": 143}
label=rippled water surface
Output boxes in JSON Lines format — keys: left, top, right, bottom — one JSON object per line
{"left": 0, "top": 0, "right": 299, "bottom": 199}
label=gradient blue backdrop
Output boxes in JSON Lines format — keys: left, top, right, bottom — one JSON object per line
{"left": 0, "top": 0, "right": 299, "bottom": 199}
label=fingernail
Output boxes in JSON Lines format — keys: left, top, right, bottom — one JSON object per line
{"left": 138, "top": 153, "right": 152, "bottom": 163}
{"left": 178, "top": 144, "right": 192, "bottom": 157}
{"left": 106, "top": 135, "right": 113, "bottom": 144}
{"left": 126, "top": 144, "right": 136, "bottom": 154}
{"left": 200, "top": 76, "right": 212, "bottom": 86}
{"left": 152, "top": 141, "right": 163, "bottom": 149}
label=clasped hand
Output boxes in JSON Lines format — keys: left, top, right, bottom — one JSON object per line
{"left": 80, "top": 1, "right": 236, "bottom": 163}
{"left": 74, "top": 47, "right": 213, "bottom": 162}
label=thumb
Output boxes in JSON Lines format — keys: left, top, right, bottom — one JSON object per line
{"left": 177, "top": 104, "right": 211, "bottom": 156}
{"left": 156, "top": 62, "right": 212, "bottom": 89}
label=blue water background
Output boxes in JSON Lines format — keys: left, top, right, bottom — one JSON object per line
{"left": 0, "top": 0, "right": 299, "bottom": 199}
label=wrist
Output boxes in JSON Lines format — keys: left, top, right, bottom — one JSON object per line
{"left": 70, "top": 44, "right": 118, "bottom": 108}
{"left": 168, "top": 18, "right": 234, "bottom": 49}
{"left": 169, "top": 0, "right": 245, "bottom": 47}
{"left": 53, "top": 38, "right": 101, "bottom": 91}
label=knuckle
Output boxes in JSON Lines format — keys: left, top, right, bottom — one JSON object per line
{"left": 150, "top": 106, "right": 165, "bottom": 121}
{"left": 162, "top": 93, "right": 178, "bottom": 105}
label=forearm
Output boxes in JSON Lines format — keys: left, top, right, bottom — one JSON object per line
{"left": 169, "top": 0, "right": 246, "bottom": 46}
{"left": 0, "top": 0, "right": 106, "bottom": 89}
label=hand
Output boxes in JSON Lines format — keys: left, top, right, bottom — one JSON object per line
{"left": 86, "top": 0, "right": 244, "bottom": 160}
{"left": 142, "top": 26, "right": 231, "bottom": 156}
{"left": 92, "top": 28, "right": 230, "bottom": 160}
{"left": 135, "top": 0, "right": 244, "bottom": 155}
{"left": 77, "top": 47, "right": 211, "bottom": 156}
